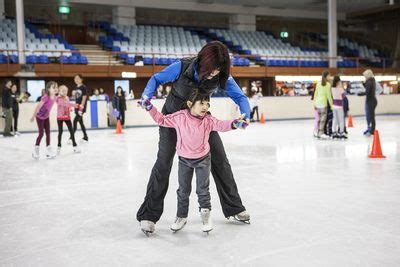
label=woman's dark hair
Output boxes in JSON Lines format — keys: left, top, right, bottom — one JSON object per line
{"left": 321, "top": 70, "right": 330, "bottom": 86}
{"left": 197, "top": 41, "right": 230, "bottom": 89}
{"left": 186, "top": 89, "right": 210, "bottom": 109}
{"left": 332, "top": 75, "right": 341, "bottom": 87}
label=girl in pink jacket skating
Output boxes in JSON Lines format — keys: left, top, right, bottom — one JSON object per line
{"left": 140, "top": 89, "right": 247, "bottom": 234}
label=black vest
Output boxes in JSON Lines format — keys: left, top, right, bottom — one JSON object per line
{"left": 162, "top": 57, "right": 220, "bottom": 115}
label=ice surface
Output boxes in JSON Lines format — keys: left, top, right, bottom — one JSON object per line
{"left": 0, "top": 116, "right": 400, "bottom": 266}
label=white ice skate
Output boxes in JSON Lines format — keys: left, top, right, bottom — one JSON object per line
{"left": 170, "top": 217, "right": 187, "bottom": 232}
{"left": 228, "top": 210, "right": 251, "bottom": 224}
{"left": 57, "top": 146, "right": 62, "bottom": 156}
{"left": 32, "top": 145, "right": 40, "bottom": 160}
{"left": 200, "top": 208, "right": 213, "bottom": 233}
{"left": 46, "top": 146, "right": 56, "bottom": 159}
{"left": 73, "top": 146, "right": 81, "bottom": 153}
{"left": 140, "top": 220, "right": 155, "bottom": 237}
{"left": 319, "top": 134, "right": 330, "bottom": 140}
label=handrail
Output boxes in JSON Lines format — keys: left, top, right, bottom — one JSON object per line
{"left": 0, "top": 49, "right": 394, "bottom": 75}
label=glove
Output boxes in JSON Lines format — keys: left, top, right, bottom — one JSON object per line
{"left": 112, "top": 109, "right": 120, "bottom": 118}
{"left": 137, "top": 96, "right": 153, "bottom": 111}
{"left": 232, "top": 114, "right": 249, "bottom": 129}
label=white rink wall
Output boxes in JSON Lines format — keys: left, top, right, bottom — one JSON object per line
{"left": 1, "top": 94, "right": 400, "bottom": 132}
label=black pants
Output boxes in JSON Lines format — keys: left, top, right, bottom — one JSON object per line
{"left": 11, "top": 109, "right": 18, "bottom": 132}
{"left": 250, "top": 106, "right": 259, "bottom": 121}
{"left": 58, "top": 120, "right": 77, "bottom": 147}
{"left": 136, "top": 126, "right": 245, "bottom": 223}
{"left": 73, "top": 113, "right": 88, "bottom": 140}
{"left": 119, "top": 110, "right": 125, "bottom": 125}
{"left": 365, "top": 100, "right": 377, "bottom": 133}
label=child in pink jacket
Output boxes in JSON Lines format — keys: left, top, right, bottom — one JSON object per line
{"left": 140, "top": 90, "right": 247, "bottom": 233}
{"left": 56, "top": 85, "right": 83, "bottom": 155}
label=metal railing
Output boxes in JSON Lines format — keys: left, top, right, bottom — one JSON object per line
{"left": 0, "top": 49, "right": 394, "bottom": 76}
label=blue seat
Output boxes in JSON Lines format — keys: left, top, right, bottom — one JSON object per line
{"left": 59, "top": 56, "right": 70, "bottom": 64}
{"left": 79, "top": 56, "right": 88, "bottom": 64}
{"left": 126, "top": 57, "right": 135, "bottom": 65}
{"left": 112, "top": 46, "right": 121, "bottom": 52}
{"left": 0, "top": 54, "right": 6, "bottom": 64}
{"left": 119, "top": 53, "right": 128, "bottom": 60}
{"left": 143, "top": 57, "right": 153, "bottom": 65}
{"left": 38, "top": 55, "right": 49, "bottom": 64}
{"left": 8, "top": 55, "right": 18, "bottom": 64}
{"left": 26, "top": 55, "right": 38, "bottom": 64}
{"left": 69, "top": 56, "right": 78, "bottom": 64}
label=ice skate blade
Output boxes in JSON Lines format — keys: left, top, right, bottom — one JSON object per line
{"left": 141, "top": 229, "right": 153, "bottom": 237}
{"left": 228, "top": 216, "right": 251, "bottom": 224}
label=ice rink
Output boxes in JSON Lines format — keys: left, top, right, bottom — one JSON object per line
{"left": 1, "top": 116, "right": 400, "bottom": 266}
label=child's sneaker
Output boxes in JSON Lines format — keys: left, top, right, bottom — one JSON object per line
{"left": 313, "top": 130, "right": 319, "bottom": 138}
{"left": 200, "top": 208, "right": 213, "bottom": 233}
{"left": 170, "top": 217, "right": 187, "bottom": 232}
{"left": 73, "top": 146, "right": 81, "bottom": 153}
{"left": 32, "top": 145, "right": 40, "bottom": 159}
{"left": 46, "top": 146, "right": 56, "bottom": 159}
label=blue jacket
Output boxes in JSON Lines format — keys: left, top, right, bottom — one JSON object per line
{"left": 142, "top": 60, "right": 251, "bottom": 119}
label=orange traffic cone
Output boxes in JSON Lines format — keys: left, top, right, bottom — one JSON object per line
{"left": 260, "top": 113, "right": 265, "bottom": 124}
{"left": 368, "top": 130, "right": 385, "bottom": 158}
{"left": 116, "top": 119, "right": 123, "bottom": 134}
{"left": 347, "top": 114, "right": 354, "bottom": 128}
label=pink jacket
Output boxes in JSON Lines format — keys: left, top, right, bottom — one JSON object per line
{"left": 56, "top": 96, "right": 79, "bottom": 120}
{"left": 149, "top": 107, "right": 234, "bottom": 159}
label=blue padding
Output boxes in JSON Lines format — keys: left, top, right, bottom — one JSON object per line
{"left": 90, "top": 100, "right": 99, "bottom": 128}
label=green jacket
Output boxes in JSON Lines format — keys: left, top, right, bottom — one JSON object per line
{"left": 314, "top": 82, "right": 333, "bottom": 108}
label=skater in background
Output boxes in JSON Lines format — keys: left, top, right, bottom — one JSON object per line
{"left": 31, "top": 81, "right": 58, "bottom": 159}
{"left": 139, "top": 90, "right": 248, "bottom": 233}
{"left": 248, "top": 85, "right": 262, "bottom": 122}
{"left": 331, "top": 76, "right": 347, "bottom": 140}
{"left": 112, "top": 86, "right": 127, "bottom": 126}
{"left": 343, "top": 92, "right": 349, "bottom": 135}
{"left": 10, "top": 83, "right": 23, "bottom": 136}
{"left": 361, "top": 69, "right": 378, "bottom": 136}
{"left": 72, "top": 74, "right": 89, "bottom": 142}
{"left": 136, "top": 41, "right": 251, "bottom": 235}
{"left": 56, "top": 85, "right": 82, "bottom": 155}
{"left": 311, "top": 85, "right": 319, "bottom": 137}
{"left": 324, "top": 104, "right": 333, "bottom": 138}
{"left": 2, "top": 79, "right": 13, "bottom": 137}
{"left": 313, "top": 71, "right": 333, "bottom": 140}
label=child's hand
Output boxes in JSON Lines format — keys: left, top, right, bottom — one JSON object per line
{"left": 232, "top": 114, "right": 249, "bottom": 130}
{"left": 30, "top": 117, "right": 35, "bottom": 122}
{"left": 78, "top": 111, "right": 83, "bottom": 116}
{"left": 137, "top": 96, "right": 153, "bottom": 111}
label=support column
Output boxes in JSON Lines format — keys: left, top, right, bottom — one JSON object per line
{"left": 328, "top": 0, "right": 337, "bottom": 68}
{"left": 229, "top": 14, "right": 256, "bottom": 31}
{"left": 16, "top": 0, "right": 25, "bottom": 64}
{"left": 112, "top": 6, "right": 136, "bottom": 26}
{"left": 0, "top": 0, "right": 5, "bottom": 19}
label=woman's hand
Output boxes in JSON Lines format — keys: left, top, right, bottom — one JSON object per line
{"left": 232, "top": 114, "right": 249, "bottom": 130}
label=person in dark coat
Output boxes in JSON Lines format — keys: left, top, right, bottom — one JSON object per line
{"left": 112, "top": 86, "right": 127, "bottom": 126}
{"left": 2, "top": 79, "right": 13, "bottom": 137}
{"left": 361, "top": 69, "right": 378, "bottom": 136}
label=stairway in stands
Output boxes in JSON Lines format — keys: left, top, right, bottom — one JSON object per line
{"left": 73, "top": 44, "right": 123, "bottom": 65}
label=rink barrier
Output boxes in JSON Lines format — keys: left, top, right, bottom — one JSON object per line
{"left": 1, "top": 95, "right": 399, "bottom": 133}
